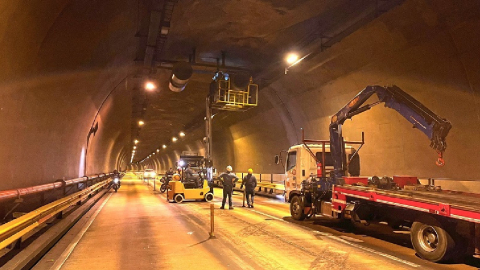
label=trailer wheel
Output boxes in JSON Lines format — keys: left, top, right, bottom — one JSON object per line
{"left": 290, "top": 196, "right": 306, "bottom": 221}
{"left": 174, "top": 194, "right": 184, "bottom": 203}
{"left": 411, "top": 216, "right": 460, "bottom": 262}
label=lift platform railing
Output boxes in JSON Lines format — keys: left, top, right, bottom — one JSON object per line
{"left": 0, "top": 174, "right": 113, "bottom": 251}
{"left": 210, "top": 77, "right": 259, "bottom": 111}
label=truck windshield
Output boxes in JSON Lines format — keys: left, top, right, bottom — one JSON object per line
{"left": 286, "top": 152, "right": 297, "bottom": 171}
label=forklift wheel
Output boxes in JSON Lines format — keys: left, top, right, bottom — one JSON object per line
{"left": 174, "top": 194, "right": 184, "bottom": 203}
{"left": 204, "top": 192, "right": 214, "bottom": 202}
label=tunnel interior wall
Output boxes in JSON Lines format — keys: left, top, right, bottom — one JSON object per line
{"left": 0, "top": 0, "right": 137, "bottom": 190}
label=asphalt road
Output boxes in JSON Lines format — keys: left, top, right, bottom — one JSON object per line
{"left": 33, "top": 173, "right": 480, "bottom": 270}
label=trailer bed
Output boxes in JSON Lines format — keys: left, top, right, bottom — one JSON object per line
{"left": 332, "top": 185, "right": 480, "bottom": 223}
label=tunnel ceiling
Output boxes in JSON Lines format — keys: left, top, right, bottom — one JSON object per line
{"left": 132, "top": 0, "right": 404, "bottom": 163}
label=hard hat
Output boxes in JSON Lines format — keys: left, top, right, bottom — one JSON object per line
{"left": 173, "top": 174, "right": 180, "bottom": 181}
{"left": 248, "top": 168, "right": 253, "bottom": 174}
{"left": 226, "top": 165, "right": 233, "bottom": 172}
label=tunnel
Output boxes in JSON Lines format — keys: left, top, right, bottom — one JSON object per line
{"left": 1, "top": 0, "right": 480, "bottom": 269}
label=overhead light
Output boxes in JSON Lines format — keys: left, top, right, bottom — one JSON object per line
{"left": 145, "top": 81, "right": 156, "bottom": 91}
{"left": 286, "top": 53, "right": 299, "bottom": 65}
{"left": 132, "top": 150, "right": 136, "bottom": 153}
{"left": 284, "top": 52, "right": 310, "bottom": 74}
{"left": 160, "top": 26, "right": 169, "bottom": 36}
{"left": 162, "top": 145, "right": 167, "bottom": 149}
{"left": 138, "top": 120, "right": 145, "bottom": 126}
{"left": 172, "top": 137, "right": 178, "bottom": 142}
{"left": 178, "top": 160, "right": 185, "bottom": 167}
{"left": 133, "top": 146, "right": 137, "bottom": 149}
{"left": 179, "top": 131, "right": 185, "bottom": 137}
{"left": 153, "top": 153, "right": 155, "bottom": 155}
{"left": 134, "top": 139, "right": 139, "bottom": 144}
{"left": 156, "top": 149, "right": 160, "bottom": 152}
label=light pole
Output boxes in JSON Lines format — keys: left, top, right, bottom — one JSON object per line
{"left": 205, "top": 96, "right": 213, "bottom": 185}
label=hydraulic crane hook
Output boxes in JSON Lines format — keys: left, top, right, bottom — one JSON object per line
{"left": 436, "top": 151, "right": 445, "bottom": 167}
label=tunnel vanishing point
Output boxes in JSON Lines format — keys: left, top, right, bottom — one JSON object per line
{"left": 2, "top": 1, "right": 480, "bottom": 268}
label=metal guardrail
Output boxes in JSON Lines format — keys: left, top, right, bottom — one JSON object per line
{"left": 215, "top": 173, "right": 286, "bottom": 195}
{"left": 0, "top": 173, "right": 115, "bottom": 251}
{"left": 132, "top": 170, "right": 287, "bottom": 195}
{"left": 0, "top": 173, "right": 113, "bottom": 203}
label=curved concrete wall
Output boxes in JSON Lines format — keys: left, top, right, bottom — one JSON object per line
{"left": 3, "top": 0, "right": 480, "bottom": 194}
{"left": 0, "top": 1, "right": 136, "bottom": 189}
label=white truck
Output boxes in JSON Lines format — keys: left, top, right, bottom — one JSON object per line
{"left": 276, "top": 85, "right": 480, "bottom": 263}
{"left": 281, "top": 143, "right": 359, "bottom": 202}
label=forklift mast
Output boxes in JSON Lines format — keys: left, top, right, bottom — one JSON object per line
{"left": 329, "top": 85, "right": 452, "bottom": 179}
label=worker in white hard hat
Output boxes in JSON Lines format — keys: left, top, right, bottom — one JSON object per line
{"left": 241, "top": 168, "right": 257, "bottom": 208}
{"left": 219, "top": 165, "right": 238, "bottom": 209}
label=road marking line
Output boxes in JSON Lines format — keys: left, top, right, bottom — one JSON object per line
{"left": 249, "top": 209, "right": 420, "bottom": 268}
{"left": 330, "top": 235, "right": 420, "bottom": 268}
{"left": 50, "top": 192, "right": 113, "bottom": 270}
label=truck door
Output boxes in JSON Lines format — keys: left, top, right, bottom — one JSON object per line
{"left": 285, "top": 151, "right": 298, "bottom": 196}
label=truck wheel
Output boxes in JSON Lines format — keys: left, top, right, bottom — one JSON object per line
{"left": 204, "top": 192, "right": 214, "bottom": 202}
{"left": 411, "top": 216, "right": 459, "bottom": 262}
{"left": 174, "top": 194, "right": 184, "bottom": 203}
{"left": 290, "top": 196, "right": 306, "bottom": 221}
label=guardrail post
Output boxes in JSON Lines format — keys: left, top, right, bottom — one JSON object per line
{"left": 270, "top": 174, "right": 274, "bottom": 194}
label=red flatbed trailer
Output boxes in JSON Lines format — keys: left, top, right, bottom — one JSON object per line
{"left": 332, "top": 182, "right": 480, "bottom": 224}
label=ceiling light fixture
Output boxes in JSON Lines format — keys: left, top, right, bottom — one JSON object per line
{"left": 145, "top": 81, "right": 156, "bottom": 91}
{"left": 284, "top": 52, "right": 310, "bottom": 74}
{"left": 172, "top": 137, "right": 178, "bottom": 142}
{"left": 286, "top": 53, "right": 299, "bottom": 65}
{"left": 179, "top": 131, "right": 185, "bottom": 137}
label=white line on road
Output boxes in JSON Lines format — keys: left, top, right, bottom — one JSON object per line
{"left": 250, "top": 208, "right": 420, "bottom": 268}
{"left": 50, "top": 192, "right": 113, "bottom": 270}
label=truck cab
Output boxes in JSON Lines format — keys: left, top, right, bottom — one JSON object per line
{"left": 283, "top": 144, "right": 360, "bottom": 202}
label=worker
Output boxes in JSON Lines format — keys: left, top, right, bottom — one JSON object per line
{"left": 166, "top": 167, "right": 174, "bottom": 177}
{"left": 219, "top": 165, "right": 238, "bottom": 210}
{"left": 241, "top": 168, "right": 257, "bottom": 208}
{"left": 184, "top": 164, "right": 194, "bottom": 179}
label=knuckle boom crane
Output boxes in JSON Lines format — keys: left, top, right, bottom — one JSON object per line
{"left": 329, "top": 85, "right": 452, "bottom": 180}
{"left": 282, "top": 85, "right": 480, "bottom": 262}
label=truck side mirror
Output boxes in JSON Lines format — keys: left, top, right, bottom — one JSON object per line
{"left": 274, "top": 155, "right": 280, "bottom": 165}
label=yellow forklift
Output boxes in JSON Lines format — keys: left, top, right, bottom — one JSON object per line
{"left": 167, "top": 155, "right": 214, "bottom": 203}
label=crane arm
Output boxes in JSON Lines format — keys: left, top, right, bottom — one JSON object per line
{"left": 329, "top": 85, "right": 452, "bottom": 179}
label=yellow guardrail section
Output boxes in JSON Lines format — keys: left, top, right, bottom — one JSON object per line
{"left": 0, "top": 179, "right": 111, "bottom": 250}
